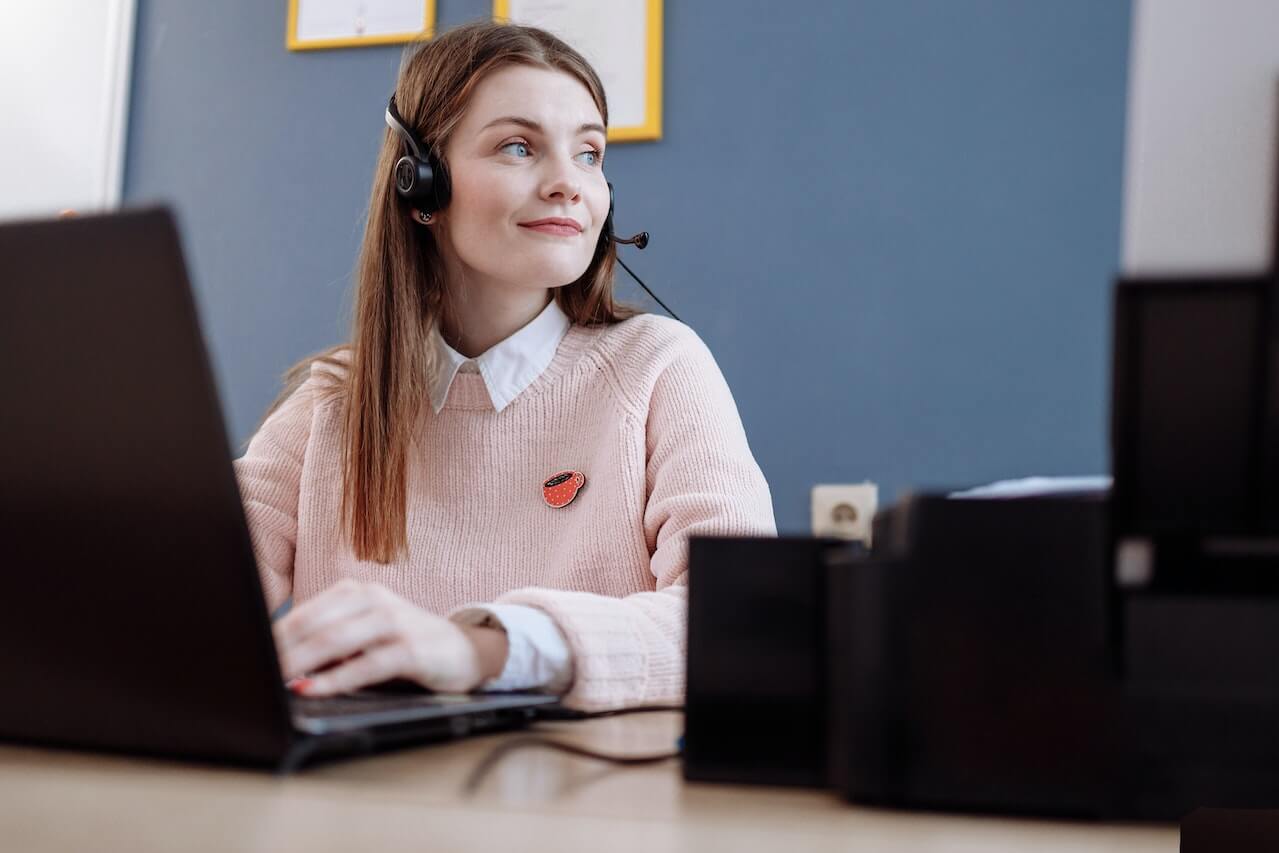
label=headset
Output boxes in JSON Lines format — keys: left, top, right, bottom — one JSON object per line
{"left": 385, "top": 95, "right": 680, "bottom": 322}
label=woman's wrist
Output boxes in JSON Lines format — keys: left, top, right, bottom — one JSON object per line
{"left": 459, "top": 623, "right": 509, "bottom": 684}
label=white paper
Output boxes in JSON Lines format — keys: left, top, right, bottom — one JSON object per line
{"left": 948, "top": 476, "right": 1112, "bottom": 500}
{"left": 505, "top": 0, "right": 650, "bottom": 130}
{"left": 296, "top": 0, "right": 426, "bottom": 41}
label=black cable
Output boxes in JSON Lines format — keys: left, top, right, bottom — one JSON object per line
{"left": 463, "top": 705, "right": 685, "bottom": 794}
{"left": 463, "top": 736, "right": 681, "bottom": 794}
{"left": 616, "top": 254, "right": 682, "bottom": 323}
{"left": 535, "top": 703, "right": 684, "bottom": 721}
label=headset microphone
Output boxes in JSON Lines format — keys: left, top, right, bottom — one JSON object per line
{"left": 598, "top": 183, "right": 678, "bottom": 321}
{"left": 385, "top": 94, "right": 680, "bottom": 322}
{"left": 615, "top": 232, "right": 649, "bottom": 249}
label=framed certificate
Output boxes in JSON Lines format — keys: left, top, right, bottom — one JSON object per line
{"left": 493, "top": 0, "right": 663, "bottom": 142}
{"left": 287, "top": 0, "right": 435, "bottom": 51}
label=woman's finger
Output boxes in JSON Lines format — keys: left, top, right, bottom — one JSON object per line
{"left": 277, "top": 606, "right": 399, "bottom": 681}
{"left": 301, "top": 640, "right": 414, "bottom": 696}
{"left": 274, "top": 579, "right": 382, "bottom": 650}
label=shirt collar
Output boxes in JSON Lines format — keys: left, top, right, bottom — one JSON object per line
{"left": 428, "top": 297, "right": 572, "bottom": 414}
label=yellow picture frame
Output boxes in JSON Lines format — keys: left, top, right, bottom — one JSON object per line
{"left": 286, "top": 0, "right": 435, "bottom": 51}
{"left": 493, "top": 0, "right": 663, "bottom": 142}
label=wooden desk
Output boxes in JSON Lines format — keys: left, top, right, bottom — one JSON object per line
{"left": 0, "top": 712, "right": 1178, "bottom": 851}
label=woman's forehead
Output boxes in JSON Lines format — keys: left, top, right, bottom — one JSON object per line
{"left": 459, "top": 65, "right": 603, "bottom": 135}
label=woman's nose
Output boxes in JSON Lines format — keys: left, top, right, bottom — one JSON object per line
{"left": 540, "top": 158, "right": 582, "bottom": 203}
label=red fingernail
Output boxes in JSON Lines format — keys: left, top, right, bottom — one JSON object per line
{"left": 289, "top": 678, "right": 314, "bottom": 694}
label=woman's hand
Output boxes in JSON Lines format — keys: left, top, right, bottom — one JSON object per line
{"left": 273, "top": 579, "right": 509, "bottom": 696}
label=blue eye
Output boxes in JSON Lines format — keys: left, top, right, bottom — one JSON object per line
{"left": 576, "top": 149, "right": 602, "bottom": 167}
{"left": 500, "top": 141, "right": 531, "bottom": 157}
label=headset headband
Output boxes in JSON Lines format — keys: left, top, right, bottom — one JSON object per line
{"left": 385, "top": 96, "right": 426, "bottom": 161}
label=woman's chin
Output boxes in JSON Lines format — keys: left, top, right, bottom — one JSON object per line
{"left": 510, "top": 258, "right": 593, "bottom": 289}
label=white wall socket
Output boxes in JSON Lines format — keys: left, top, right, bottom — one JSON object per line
{"left": 811, "top": 482, "right": 879, "bottom": 546}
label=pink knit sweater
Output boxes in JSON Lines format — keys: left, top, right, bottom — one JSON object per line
{"left": 232, "top": 314, "right": 777, "bottom": 710}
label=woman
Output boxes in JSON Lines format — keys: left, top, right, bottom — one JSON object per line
{"left": 235, "top": 21, "right": 776, "bottom": 711}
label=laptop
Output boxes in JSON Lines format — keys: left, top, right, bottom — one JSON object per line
{"left": 0, "top": 206, "right": 559, "bottom": 770}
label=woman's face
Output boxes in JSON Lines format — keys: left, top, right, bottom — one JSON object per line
{"left": 433, "top": 64, "right": 609, "bottom": 294}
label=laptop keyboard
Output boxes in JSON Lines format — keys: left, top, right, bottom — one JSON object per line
{"left": 292, "top": 690, "right": 477, "bottom": 719}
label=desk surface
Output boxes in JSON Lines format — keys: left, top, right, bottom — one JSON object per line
{"left": 1, "top": 712, "right": 1178, "bottom": 852}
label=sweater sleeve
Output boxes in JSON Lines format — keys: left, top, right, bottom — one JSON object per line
{"left": 231, "top": 367, "right": 325, "bottom": 614}
{"left": 491, "top": 330, "right": 777, "bottom": 711}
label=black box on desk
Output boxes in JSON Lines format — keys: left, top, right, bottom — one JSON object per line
{"left": 683, "top": 500, "right": 1279, "bottom": 818}
{"left": 827, "top": 491, "right": 1279, "bottom": 820}
{"left": 683, "top": 535, "right": 861, "bottom": 787}
{"left": 826, "top": 492, "right": 1118, "bottom": 817}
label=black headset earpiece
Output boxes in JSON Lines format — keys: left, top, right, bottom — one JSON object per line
{"left": 385, "top": 95, "right": 451, "bottom": 214}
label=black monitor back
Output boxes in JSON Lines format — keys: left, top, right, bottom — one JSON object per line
{"left": 1111, "top": 274, "right": 1279, "bottom": 597}
{"left": 1112, "top": 275, "right": 1279, "bottom": 536}
{"left": 0, "top": 208, "right": 293, "bottom": 765}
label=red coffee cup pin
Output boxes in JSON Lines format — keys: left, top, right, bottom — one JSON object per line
{"left": 543, "top": 470, "right": 586, "bottom": 508}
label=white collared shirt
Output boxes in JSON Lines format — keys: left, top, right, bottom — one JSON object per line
{"left": 429, "top": 296, "right": 572, "bottom": 414}
{"left": 435, "top": 297, "right": 575, "bottom": 694}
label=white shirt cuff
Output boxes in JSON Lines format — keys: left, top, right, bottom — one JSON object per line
{"left": 451, "top": 603, "right": 574, "bottom": 694}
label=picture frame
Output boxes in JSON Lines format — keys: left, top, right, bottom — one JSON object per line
{"left": 493, "top": 0, "right": 662, "bottom": 142}
{"left": 287, "top": 0, "right": 435, "bottom": 51}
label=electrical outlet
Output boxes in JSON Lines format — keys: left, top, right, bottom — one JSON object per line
{"left": 811, "top": 482, "right": 878, "bottom": 546}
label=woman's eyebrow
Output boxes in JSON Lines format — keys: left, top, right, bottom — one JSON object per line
{"left": 480, "top": 116, "right": 607, "bottom": 136}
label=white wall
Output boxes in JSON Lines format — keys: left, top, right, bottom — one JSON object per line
{"left": 1122, "top": 0, "right": 1279, "bottom": 274}
{"left": 0, "top": 0, "right": 135, "bottom": 221}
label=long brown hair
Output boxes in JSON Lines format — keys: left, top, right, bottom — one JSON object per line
{"left": 257, "top": 21, "right": 643, "bottom": 563}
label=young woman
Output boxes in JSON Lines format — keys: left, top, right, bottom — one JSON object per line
{"left": 234, "top": 21, "right": 776, "bottom": 711}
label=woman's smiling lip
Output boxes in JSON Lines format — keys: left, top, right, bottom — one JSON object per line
{"left": 518, "top": 217, "right": 583, "bottom": 237}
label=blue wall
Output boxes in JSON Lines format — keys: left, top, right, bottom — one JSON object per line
{"left": 124, "top": 0, "right": 1132, "bottom": 535}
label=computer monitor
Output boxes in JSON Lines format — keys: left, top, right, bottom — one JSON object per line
{"left": 1111, "top": 275, "right": 1274, "bottom": 537}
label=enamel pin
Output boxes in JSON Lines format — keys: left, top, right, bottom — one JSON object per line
{"left": 543, "top": 470, "right": 586, "bottom": 508}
